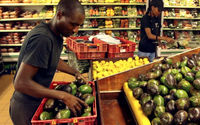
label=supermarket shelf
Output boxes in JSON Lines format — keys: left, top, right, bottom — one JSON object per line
{"left": 164, "top": 6, "right": 200, "bottom": 9}
{"left": 0, "top": 29, "right": 31, "bottom": 32}
{"left": 0, "top": 17, "right": 52, "bottom": 21}
{"left": 0, "top": 3, "right": 57, "bottom": 6}
{"left": 163, "top": 28, "right": 200, "bottom": 31}
{"left": 0, "top": 43, "right": 67, "bottom": 47}
{"left": 86, "top": 16, "right": 142, "bottom": 19}
{"left": 164, "top": 17, "right": 200, "bottom": 20}
{"left": 81, "top": 3, "right": 146, "bottom": 6}
{"left": 0, "top": 2, "right": 145, "bottom": 6}
{"left": 79, "top": 27, "right": 140, "bottom": 31}
{"left": 0, "top": 44, "right": 22, "bottom": 46}
{"left": 0, "top": 28, "right": 140, "bottom": 32}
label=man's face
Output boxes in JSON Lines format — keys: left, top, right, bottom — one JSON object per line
{"left": 57, "top": 10, "right": 85, "bottom": 37}
{"left": 152, "top": 6, "right": 162, "bottom": 17}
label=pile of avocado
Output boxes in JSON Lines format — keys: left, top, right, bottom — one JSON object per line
{"left": 39, "top": 79, "right": 95, "bottom": 120}
{"left": 128, "top": 54, "right": 200, "bottom": 125}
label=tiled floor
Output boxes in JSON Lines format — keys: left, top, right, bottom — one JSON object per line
{"left": 0, "top": 72, "right": 82, "bottom": 125}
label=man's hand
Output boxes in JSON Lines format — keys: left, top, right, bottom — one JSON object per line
{"left": 164, "top": 37, "right": 174, "bottom": 43}
{"left": 61, "top": 92, "right": 88, "bottom": 116}
{"left": 75, "top": 72, "right": 88, "bottom": 84}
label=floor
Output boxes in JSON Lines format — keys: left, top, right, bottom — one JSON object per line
{"left": 0, "top": 72, "right": 80, "bottom": 125}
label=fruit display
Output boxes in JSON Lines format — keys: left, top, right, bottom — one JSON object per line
{"left": 92, "top": 56, "right": 149, "bottom": 80}
{"left": 0, "top": 7, "right": 55, "bottom": 19}
{"left": 0, "top": 0, "right": 59, "bottom": 3}
{"left": 164, "top": 0, "right": 199, "bottom": 6}
{"left": 1, "top": 47, "right": 20, "bottom": 53}
{"left": 164, "top": 9, "right": 199, "bottom": 18}
{"left": 38, "top": 81, "right": 95, "bottom": 120}
{"left": 125, "top": 54, "right": 200, "bottom": 125}
{"left": 0, "top": 33, "right": 26, "bottom": 44}
{"left": 0, "top": 22, "right": 37, "bottom": 30}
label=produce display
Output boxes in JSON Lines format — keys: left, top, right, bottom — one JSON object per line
{"left": 92, "top": 56, "right": 149, "bottom": 80}
{"left": 126, "top": 55, "right": 200, "bottom": 125}
{"left": 39, "top": 80, "right": 95, "bottom": 120}
{"left": 164, "top": 0, "right": 199, "bottom": 6}
{"left": 0, "top": 7, "right": 55, "bottom": 19}
{"left": 0, "top": 0, "right": 59, "bottom": 3}
{"left": 0, "top": 33, "right": 26, "bottom": 44}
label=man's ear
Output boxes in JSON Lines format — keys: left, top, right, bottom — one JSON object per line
{"left": 56, "top": 11, "right": 63, "bottom": 20}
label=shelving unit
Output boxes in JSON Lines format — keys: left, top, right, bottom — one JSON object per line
{"left": 0, "top": 1, "right": 146, "bottom": 62}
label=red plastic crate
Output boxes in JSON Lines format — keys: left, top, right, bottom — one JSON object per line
{"left": 31, "top": 81, "right": 97, "bottom": 125}
{"left": 108, "top": 37, "right": 136, "bottom": 53}
{"left": 76, "top": 52, "right": 106, "bottom": 60}
{"left": 108, "top": 52, "right": 134, "bottom": 58}
{"left": 66, "top": 36, "right": 108, "bottom": 53}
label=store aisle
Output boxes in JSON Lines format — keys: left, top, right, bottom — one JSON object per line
{"left": 0, "top": 72, "right": 82, "bottom": 125}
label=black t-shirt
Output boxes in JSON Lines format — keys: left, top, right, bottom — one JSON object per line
{"left": 138, "top": 13, "right": 161, "bottom": 52}
{"left": 12, "top": 22, "right": 63, "bottom": 103}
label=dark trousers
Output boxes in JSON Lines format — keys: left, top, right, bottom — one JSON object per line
{"left": 9, "top": 97, "right": 40, "bottom": 125}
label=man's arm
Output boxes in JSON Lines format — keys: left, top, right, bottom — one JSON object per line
{"left": 145, "top": 28, "right": 174, "bottom": 43}
{"left": 57, "top": 58, "right": 88, "bottom": 83}
{"left": 14, "top": 62, "right": 87, "bottom": 116}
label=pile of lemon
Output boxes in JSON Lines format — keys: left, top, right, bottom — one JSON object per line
{"left": 92, "top": 56, "right": 150, "bottom": 80}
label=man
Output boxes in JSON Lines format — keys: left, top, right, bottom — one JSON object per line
{"left": 9, "top": 0, "right": 87, "bottom": 124}
{"left": 138, "top": 0, "right": 174, "bottom": 62}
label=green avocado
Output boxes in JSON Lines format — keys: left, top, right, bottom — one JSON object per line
{"left": 178, "top": 79, "right": 192, "bottom": 92}
{"left": 159, "top": 85, "right": 169, "bottom": 96}
{"left": 40, "top": 111, "right": 53, "bottom": 120}
{"left": 78, "top": 84, "right": 92, "bottom": 94}
{"left": 195, "top": 71, "right": 200, "bottom": 79}
{"left": 175, "top": 73, "right": 183, "bottom": 82}
{"left": 56, "top": 109, "right": 71, "bottom": 119}
{"left": 175, "top": 89, "right": 189, "bottom": 99}
{"left": 85, "top": 95, "right": 95, "bottom": 105}
{"left": 128, "top": 80, "right": 139, "bottom": 89}
{"left": 153, "top": 95, "right": 164, "bottom": 106}
{"left": 154, "top": 105, "right": 165, "bottom": 118}
{"left": 69, "top": 83, "right": 77, "bottom": 95}
{"left": 81, "top": 112, "right": 91, "bottom": 117}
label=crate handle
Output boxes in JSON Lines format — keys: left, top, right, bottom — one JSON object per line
{"left": 89, "top": 45, "right": 98, "bottom": 49}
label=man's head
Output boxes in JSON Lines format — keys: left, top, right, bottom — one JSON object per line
{"left": 149, "top": 0, "right": 164, "bottom": 17}
{"left": 54, "top": 0, "right": 85, "bottom": 37}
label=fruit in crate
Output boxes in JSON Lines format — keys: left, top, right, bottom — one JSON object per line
{"left": 39, "top": 80, "right": 95, "bottom": 120}
{"left": 125, "top": 54, "right": 200, "bottom": 124}
{"left": 92, "top": 56, "right": 149, "bottom": 80}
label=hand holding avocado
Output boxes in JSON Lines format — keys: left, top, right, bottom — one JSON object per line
{"left": 61, "top": 91, "right": 88, "bottom": 116}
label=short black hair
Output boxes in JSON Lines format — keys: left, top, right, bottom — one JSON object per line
{"left": 56, "top": 0, "right": 85, "bottom": 17}
{"left": 149, "top": 0, "right": 164, "bottom": 11}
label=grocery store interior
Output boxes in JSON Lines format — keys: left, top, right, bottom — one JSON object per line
{"left": 0, "top": 0, "right": 200, "bottom": 125}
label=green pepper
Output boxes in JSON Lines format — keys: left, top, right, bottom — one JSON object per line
{"left": 178, "top": 79, "right": 192, "bottom": 93}
{"left": 154, "top": 105, "right": 165, "bottom": 118}
{"left": 128, "top": 80, "right": 139, "bottom": 89}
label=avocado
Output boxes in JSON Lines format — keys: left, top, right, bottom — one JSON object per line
{"left": 171, "top": 69, "right": 179, "bottom": 75}
{"left": 188, "top": 107, "right": 200, "bottom": 122}
{"left": 85, "top": 95, "right": 95, "bottom": 105}
{"left": 177, "top": 79, "right": 192, "bottom": 92}
{"left": 175, "top": 98, "right": 190, "bottom": 110}
{"left": 78, "top": 84, "right": 92, "bottom": 94}
{"left": 165, "top": 74, "right": 177, "bottom": 89}
{"left": 147, "top": 82, "right": 159, "bottom": 95}
{"left": 69, "top": 83, "right": 77, "bottom": 95}
{"left": 151, "top": 117, "right": 161, "bottom": 125}
{"left": 180, "top": 60, "right": 188, "bottom": 67}
{"left": 195, "top": 71, "right": 200, "bottom": 79}
{"left": 174, "top": 110, "right": 188, "bottom": 125}
{"left": 44, "top": 99, "right": 57, "bottom": 112}
{"left": 184, "top": 72, "right": 195, "bottom": 82}
{"left": 148, "top": 79, "right": 159, "bottom": 86}
{"left": 193, "top": 78, "right": 200, "bottom": 90}
{"left": 192, "top": 66, "right": 200, "bottom": 73}
{"left": 175, "top": 73, "right": 183, "bottom": 82}
{"left": 132, "top": 87, "right": 143, "bottom": 99}
{"left": 160, "top": 112, "right": 173, "bottom": 125}
{"left": 154, "top": 105, "right": 165, "bottom": 117}
{"left": 164, "top": 94, "right": 175, "bottom": 104}
{"left": 56, "top": 109, "right": 71, "bottom": 119}
{"left": 189, "top": 96, "right": 200, "bottom": 107}
{"left": 142, "top": 100, "right": 155, "bottom": 116}
{"left": 173, "top": 61, "right": 181, "bottom": 69}
{"left": 161, "top": 64, "right": 171, "bottom": 71}
{"left": 84, "top": 106, "right": 92, "bottom": 113}
{"left": 181, "top": 66, "right": 191, "bottom": 75}
{"left": 140, "top": 93, "right": 152, "bottom": 106}
{"left": 146, "top": 72, "right": 158, "bottom": 79}
{"left": 153, "top": 95, "right": 164, "bottom": 106}
{"left": 40, "top": 111, "right": 53, "bottom": 120}
{"left": 163, "top": 58, "right": 173, "bottom": 65}
{"left": 166, "top": 100, "right": 176, "bottom": 114}
{"left": 154, "top": 70, "right": 162, "bottom": 78}
{"left": 128, "top": 79, "right": 139, "bottom": 89}
{"left": 175, "top": 89, "right": 189, "bottom": 99}
{"left": 139, "top": 81, "right": 148, "bottom": 88}
{"left": 158, "top": 85, "right": 169, "bottom": 96}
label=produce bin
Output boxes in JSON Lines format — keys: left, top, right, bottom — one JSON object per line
{"left": 97, "top": 47, "right": 200, "bottom": 124}
{"left": 108, "top": 37, "right": 136, "bottom": 58}
{"left": 31, "top": 81, "right": 97, "bottom": 125}
{"left": 95, "top": 81, "right": 135, "bottom": 125}
{"left": 66, "top": 36, "right": 108, "bottom": 53}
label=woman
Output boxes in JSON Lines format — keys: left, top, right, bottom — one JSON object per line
{"left": 138, "top": 0, "right": 174, "bottom": 62}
